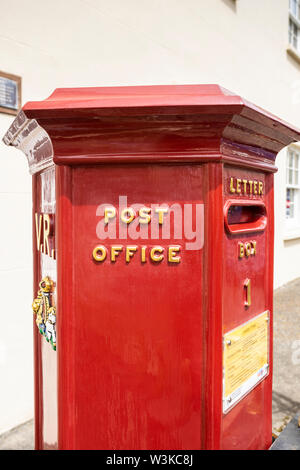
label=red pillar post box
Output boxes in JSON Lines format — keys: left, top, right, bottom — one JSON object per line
{"left": 3, "top": 85, "right": 300, "bottom": 450}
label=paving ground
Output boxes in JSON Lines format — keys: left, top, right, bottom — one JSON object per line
{"left": 0, "top": 278, "right": 299, "bottom": 449}
{"left": 272, "top": 277, "right": 300, "bottom": 434}
{"left": 0, "top": 419, "right": 33, "bottom": 450}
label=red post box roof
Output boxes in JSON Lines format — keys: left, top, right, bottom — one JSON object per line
{"left": 3, "top": 84, "right": 300, "bottom": 174}
{"left": 24, "top": 84, "right": 244, "bottom": 112}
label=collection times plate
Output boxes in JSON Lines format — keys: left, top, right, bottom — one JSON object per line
{"left": 223, "top": 311, "right": 269, "bottom": 413}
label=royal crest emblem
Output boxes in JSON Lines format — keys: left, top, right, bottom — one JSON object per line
{"left": 32, "top": 276, "right": 56, "bottom": 351}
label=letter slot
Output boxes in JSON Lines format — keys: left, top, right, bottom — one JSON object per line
{"left": 224, "top": 200, "right": 267, "bottom": 235}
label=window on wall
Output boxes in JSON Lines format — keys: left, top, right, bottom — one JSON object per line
{"left": 289, "top": 0, "right": 300, "bottom": 53}
{"left": 286, "top": 148, "right": 300, "bottom": 230}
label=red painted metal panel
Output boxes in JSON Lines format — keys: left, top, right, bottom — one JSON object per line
{"left": 32, "top": 167, "right": 58, "bottom": 450}
{"left": 221, "top": 167, "right": 274, "bottom": 450}
{"left": 56, "top": 164, "right": 204, "bottom": 449}
{"left": 56, "top": 165, "right": 77, "bottom": 450}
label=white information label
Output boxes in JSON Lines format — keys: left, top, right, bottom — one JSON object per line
{"left": 223, "top": 311, "right": 270, "bottom": 413}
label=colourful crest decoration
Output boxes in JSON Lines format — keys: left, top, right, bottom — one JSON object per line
{"left": 32, "top": 276, "right": 56, "bottom": 351}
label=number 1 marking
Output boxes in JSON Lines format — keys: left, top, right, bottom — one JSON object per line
{"left": 244, "top": 278, "right": 251, "bottom": 307}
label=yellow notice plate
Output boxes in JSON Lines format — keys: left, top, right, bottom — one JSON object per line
{"left": 223, "top": 311, "right": 269, "bottom": 413}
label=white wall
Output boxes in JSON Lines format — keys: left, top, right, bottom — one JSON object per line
{"left": 0, "top": 0, "right": 299, "bottom": 432}
{"left": 0, "top": 115, "right": 33, "bottom": 433}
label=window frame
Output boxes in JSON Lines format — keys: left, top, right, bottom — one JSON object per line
{"left": 289, "top": 0, "right": 300, "bottom": 54}
{"left": 290, "top": 0, "right": 300, "bottom": 21}
{"left": 285, "top": 147, "right": 300, "bottom": 233}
